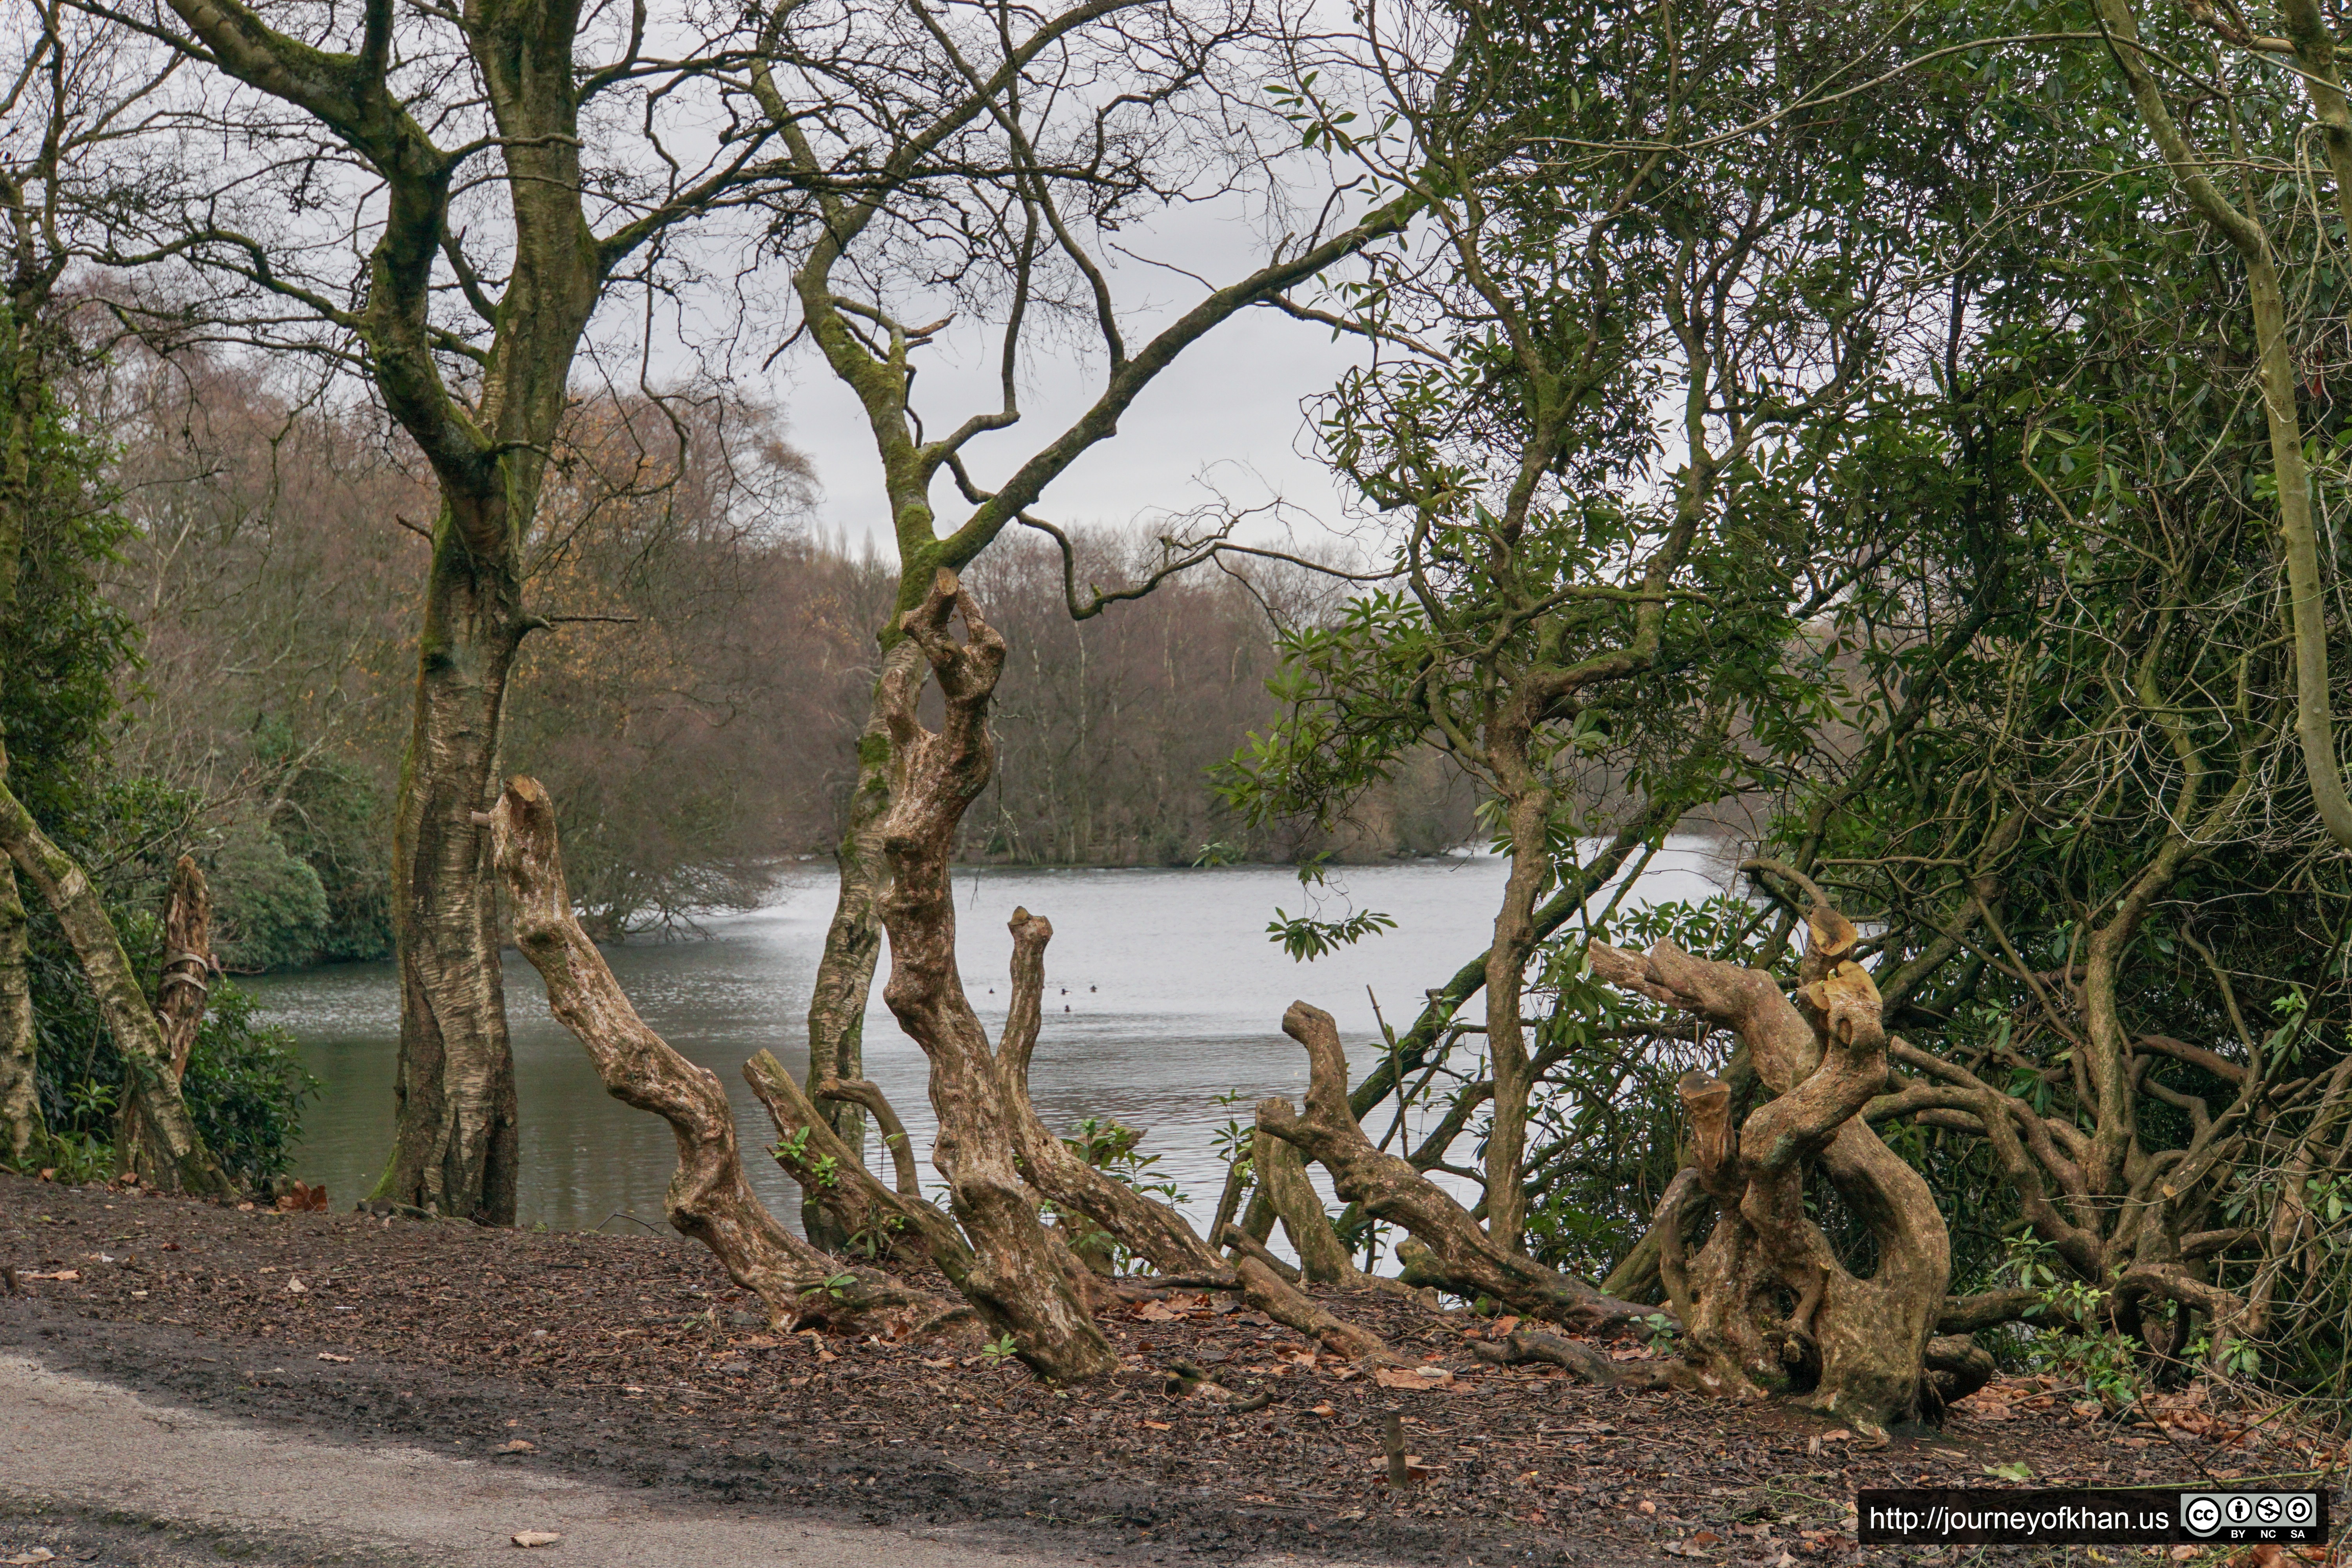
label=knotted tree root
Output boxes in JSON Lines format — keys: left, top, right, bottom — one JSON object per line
{"left": 485, "top": 775, "right": 971, "bottom": 1342}
{"left": 1258, "top": 1000, "right": 1654, "bottom": 1335}
{"left": 995, "top": 909, "right": 1392, "bottom": 1363}
{"left": 1587, "top": 900, "right": 1954, "bottom": 1432}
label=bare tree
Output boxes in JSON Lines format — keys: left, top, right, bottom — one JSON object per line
{"left": 103, "top": 0, "right": 813, "bottom": 1221}
{"left": 734, "top": 0, "right": 1417, "bottom": 1231}
{"left": 0, "top": 0, "right": 227, "bottom": 1186}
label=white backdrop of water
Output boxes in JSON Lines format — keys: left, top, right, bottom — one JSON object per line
{"left": 249, "top": 840, "right": 1734, "bottom": 1242}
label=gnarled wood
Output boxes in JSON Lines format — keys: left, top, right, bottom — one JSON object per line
{"left": 742, "top": 1047, "right": 975, "bottom": 1281}
{"left": 995, "top": 909, "right": 1390, "bottom": 1361}
{"left": 875, "top": 570, "right": 1116, "bottom": 1382}
{"left": 0, "top": 740, "right": 229, "bottom": 1196}
{"left": 1259, "top": 999, "right": 1651, "bottom": 1334}
{"left": 120, "top": 856, "right": 213, "bottom": 1184}
{"left": 1252, "top": 1107, "right": 1367, "bottom": 1287}
{"left": 1587, "top": 902, "right": 1952, "bottom": 1433}
{"left": 0, "top": 856, "right": 34, "bottom": 1162}
{"left": 485, "top": 774, "right": 965, "bottom": 1339}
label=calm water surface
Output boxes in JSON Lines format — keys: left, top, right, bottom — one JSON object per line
{"left": 247, "top": 843, "right": 1733, "bottom": 1236}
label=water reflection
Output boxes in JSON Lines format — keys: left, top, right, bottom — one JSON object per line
{"left": 249, "top": 842, "right": 1733, "bottom": 1236}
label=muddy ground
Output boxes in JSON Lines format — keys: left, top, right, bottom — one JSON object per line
{"left": 0, "top": 1175, "right": 2334, "bottom": 1566}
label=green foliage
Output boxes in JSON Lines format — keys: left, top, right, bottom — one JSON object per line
{"left": 179, "top": 983, "right": 321, "bottom": 1187}
{"left": 211, "top": 816, "right": 332, "bottom": 973}
{"left": 1061, "top": 1116, "right": 1186, "bottom": 1209}
{"left": 0, "top": 396, "right": 136, "bottom": 837}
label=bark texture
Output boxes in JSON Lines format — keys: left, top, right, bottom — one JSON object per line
{"left": 1252, "top": 1106, "right": 1374, "bottom": 1287}
{"left": 1259, "top": 1000, "right": 1651, "bottom": 1334}
{"left": 873, "top": 570, "right": 1116, "bottom": 1381}
{"left": 743, "top": 1047, "right": 974, "bottom": 1280}
{"left": 799, "top": 641, "right": 919, "bottom": 1241}
{"left": 0, "top": 855, "right": 34, "bottom": 1162}
{"left": 486, "top": 773, "right": 967, "bottom": 1338}
{"left": 1588, "top": 904, "right": 1953, "bottom": 1432}
{"left": 995, "top": 910, "right": 1388, "bottom": 1360}
{"left": 0, "top": 742, "right": 228, "bottom": 1196}
{"left": 374, "top": 548, "right": 523, "bottom": 1224}
{"left": 118, "top": 856, "right": 214, "bottom": 1183}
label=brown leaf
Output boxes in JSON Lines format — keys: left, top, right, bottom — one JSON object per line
{"left": 316, "top": 1352, "right": 352, "bottom": 1363}
{"left": 1142, "top": 1420, "right": 1171, "bottom": 1430}
{"left": 510, "top": 1531, "right": 562, "bottom": 1548}
{"left": 1310, "top": 1404, "right": 1336, "bottom": 1417}
{"left": 1134, "top": 1301, "right": 1183, "bottom": 1322}
{"left": 498, "top": 1439, "right": 537, "bottom": 1453}
{"left": 20, "top": 1270, "right": 77, "bottom": 1281}
{"left": 1374, "top": 1365, "right": 1454, "bottom": 1390}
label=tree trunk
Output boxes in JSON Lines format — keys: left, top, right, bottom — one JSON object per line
{"left": 371, "top": 537, "right": 523, "bottom": 1224}
{"left": 1252, "top": 1107, "right": 1370, "bottom": 1287}
{"left": 800, "top": 648, "right": 916, "bottom": 1243}
{"left": 1588, "top": 903, "right": 1953, "bottom": 1434}
{"left": 995, "top": 909, "right": 1392, "bottom": 1359}
{"left": 874, "top": 570, "right": 1117, "bottom": 1382}
{"left": 1260, "top": 1000, "right": 1651, "bottom": 1333}
{"left": 486, "top": 773, "right": 969, "bottom": 1338}
{"left": 119, "top": 856, "right": 212, "bottom": 1183}
{"left": 1481, "top": 780, "right": 1551, "bottom": 1252}
{"left": 0, "top": 854, "right": 36, "bottom": 1163}
{"left": 0, "top": 742, "right": 229, "bottom": 1196}
{"left": 744, "top": 1047, "right": 974, "bottom": 1280}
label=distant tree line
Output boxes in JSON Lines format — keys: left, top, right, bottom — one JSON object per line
{"left": 69, "top": 355, "right": 1474, "bottom": 971}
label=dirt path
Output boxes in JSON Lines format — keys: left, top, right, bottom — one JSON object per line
{"left": 0, "top": 1352, "right": 1131, "bottom": 1568}
{"left": 4, "top": 1175, "right": 2308, "bottom": 1568}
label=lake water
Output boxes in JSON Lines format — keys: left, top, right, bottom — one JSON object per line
{"left": 247, "top": 841, "right": 1735, "bottom": 1238}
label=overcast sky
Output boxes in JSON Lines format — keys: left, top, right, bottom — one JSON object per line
{"left": 736, "top": 182, "right": 1391, "bottom": 561}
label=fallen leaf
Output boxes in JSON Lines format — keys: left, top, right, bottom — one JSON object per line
{"left": 1638, "top": 1500, "right": 1659, "bottom": 1515}
{"left": 316, "top": 1352, "right": 352, "bottom": 1363}
{"left": 498, "top": 1439, "right": 536, "bottom": 1453}
{"left": 20, "top": 1270, "right": 78, "bottom": 1281}
{"left": 1135, "top": 1301, "right": 1183, "bottom": 1322}
{"left": 1691, "top": 1530, "right": 1724, "bottom": 1546}
{"left": 1374, "top": 1365, "right": 1454, "bottom": 1390}
{"left": 1821, "top": 1428, "right": 1854, "bottom": 1442}
{"left": 2, "top": 1549, "right": 57, "bottom": 1564}
{"left": 1142, "top": 1420, "right": 1171, "bottom": 1430}
{"left": 1492, "top": 1315, "right": 1522, "bottom": 1336}
{"left": 285, "top": 1276, "right": 308, "bottom": 1294}
{"left": 1984, "top": 1460, "right": 2034, "bottom": 1482}
{"left": 511, "top": 1531, "right": 562, "bottom": 1548}
{"left": 1310, "top": 1404, "right": 1336, "bottom": 1417}
{"left": 920, "top": 1357, "right": 956, "bottom": 1369}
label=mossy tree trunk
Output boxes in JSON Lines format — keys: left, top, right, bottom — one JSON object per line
{"left": 871, "top": 570, "right": 1116, "bottom": 1383}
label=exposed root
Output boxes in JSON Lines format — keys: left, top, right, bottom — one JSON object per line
{"left": 1259, "top": 1000, "right": 1652, "bottom": 1335}
{"left": 1470, "top": 1327, "right": 1724, "bottom": 1394}
{"left": 487, "top": 774, "right": 971, "bottom": 1342}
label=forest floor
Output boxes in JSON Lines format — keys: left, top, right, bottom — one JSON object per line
{"left": 0, "top": 1174, "right": 2336, "bottom": 1568}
